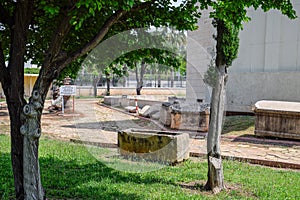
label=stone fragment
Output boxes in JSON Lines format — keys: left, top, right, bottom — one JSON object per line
{"left": 125, "top": 106, "right": 137, "bottom": 113}
{"left": 139, "top": 105, "right": 151, "bottom": 117}
{"left": 141, "top": 104, "right": 161, "bottom": 118}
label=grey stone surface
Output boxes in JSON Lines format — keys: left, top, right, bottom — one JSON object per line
{"left": 103, "top": 96, "right": 122, "bottom": 106}
{"left": 124, "top": 106, "right": 137, "bottom": 113}
{"left": 255, "top": 100, "right": 300, "bottom": 113}
{"left": 142, "top": 104, "right": 161, "bottom": 118}
{"left": 118, "top": 129, "right": 190, "bottom": 163}
{"left": 170, "top": 102, "right": 210, "bottom": 132}
{"left": 150, "top": 112, "right": 160, "bottom": 120}
{"left": 139, "top": 105, "right": 151, "bottom": 117}
{"left": 160, "top": 103, "right": 172, "bottom": 126}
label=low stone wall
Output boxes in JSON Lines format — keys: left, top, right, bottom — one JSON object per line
{"left": 118, "top": 129, "right": 189, "bottom": 164}
{"left": 76, "top": 86, "right": 186, "bottom": 97}
{"left": 103, "top": 95, "right": 164, "bottom": 108}
{"left": 254, "top": 100, "right": 300, "bottom": 140}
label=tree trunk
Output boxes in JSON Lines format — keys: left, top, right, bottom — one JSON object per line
{"left": 92, "top": 75, "right": 99, "bottom": 97}
{"left": 205, "top": 65, "right": 227, "bottom": 193}
{"left": 204, "top": 18, "right": 231, "bottom": 194}
{"left": 136, "top": 84, "right": 142, "bottom": 95}
{"left": 20, "top": 90, "right": 45, "bottom": 199}
{"left": 1, "top": 1, "right": 35, "bottom": 198}
{"left": 135, "top": 61, "right": 145, "bottom": 95}
{"left": 171, "top": 68, "right": 174, "bottom": 88}
{"left": 7, "top": 100, "right": 26, "bottom": 200}
{"left": 106, "top": 77, "right": 110, "bottom": 96}
{"left": 157, "top": 74, "right": 161, "bottom": 88}
{"left": 123, "top": 76, "right": 126, "bottom": 87}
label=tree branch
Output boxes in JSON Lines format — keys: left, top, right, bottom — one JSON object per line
{"left": 42, "top": 6, "right": 75, "bottom": 67}
{"left": 58, "top": 0, "right": 155, "bottom": 70}
{"left": 0, "top": 3, "right": 13, "bottom": 27}
{"left": 7, "top": 0, "right": 34, "bottom": 79}
{"left": 60, "top": 9, "right": 127, "bottom": 69}
{"left": 33, "top": 2, "right": 77, "bottom": 98}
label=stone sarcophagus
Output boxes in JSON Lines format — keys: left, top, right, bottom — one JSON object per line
{"left": 254, "top": 100, "right": 300, "bottom": 140}
{"left": 118, "top": 129, "right": 189, "bottom": 164}
{"left": 170, "top": 103, "right": 210, "bottom": 132}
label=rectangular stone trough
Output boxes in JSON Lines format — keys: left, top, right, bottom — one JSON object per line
{"left": 170, "top": 103, "right": 210, "bottom": 132}
{"left": 254, "top": 100, "right": 300, "bottom": 140}
{"left": 118, "top": 129, "right": 189, "bottom": 164}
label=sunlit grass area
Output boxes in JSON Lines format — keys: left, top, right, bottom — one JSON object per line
{"left": 0, "top": 134, "right": 299, "bottom": 199}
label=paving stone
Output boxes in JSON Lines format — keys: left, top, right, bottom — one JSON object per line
{"left": 237, "top": 144, "right": 250, "bottom": 148}
{"left": 269, "top": 147, "right": 288, "bottom": 151}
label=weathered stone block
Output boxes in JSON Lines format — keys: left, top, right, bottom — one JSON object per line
{"left": 103, "top": 96, "right": 121, "bottom": 106}
{"left": 118, "top": 129, "right": 189, "bottom": 164}
{"left": 254, "top": 100, "right": 300, "bottom": 140}
{"left": 160, "top": 102, "right": 172, "bottom": 126}
{"left": 170, "top": 103, "right": 210, "bottom": 132}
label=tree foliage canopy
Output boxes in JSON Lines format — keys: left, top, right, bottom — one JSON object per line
{"left": 0, "top": 1, "right": 202, "bottom": 199}
{"left": 0, "top": 0, "right": 297, "bottom": 199}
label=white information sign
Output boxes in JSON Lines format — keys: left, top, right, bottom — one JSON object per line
{"left": 59, "top": 85, "right": 76, "bottom": 114}
{"left": 60, "top": 85, "right": 76, "bottom": 96}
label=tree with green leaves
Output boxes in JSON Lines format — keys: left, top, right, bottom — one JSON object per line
{"left": 201, "top": 0, "right": 296, "bottom": 193}
{"left": 114, "top": 48, "right": 183, "bottom": 95}
{"left": 0, "top": 0, "right": 200, "bottom": 199}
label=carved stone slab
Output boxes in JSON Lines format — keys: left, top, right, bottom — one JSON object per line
{"left": 254, "top": 100, "right": 300, "bottom": 140}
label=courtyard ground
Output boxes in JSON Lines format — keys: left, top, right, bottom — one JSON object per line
{"left": 0, "top": 98, "right": 299, "bottom": 169}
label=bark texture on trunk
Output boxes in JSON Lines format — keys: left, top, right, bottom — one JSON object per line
{"left": 20, "top": 90, "right": 45, "bottom": 199}
{"left": 106, "top": 77, "right": 111, "bottom": 96}
{"left": 4, "top": 1, "right": 34, "bottom": 198}
{"left": 7, "top": 100, "right": 25, "bottom": 200}
{"left": 205, "top": 65, "right": 227, "bottom": 193}
{"left": 204, "top": 19, "right": 230, "bottom": 194}
{"left": 136, "top": 74, "right": 143, "bottom": 95}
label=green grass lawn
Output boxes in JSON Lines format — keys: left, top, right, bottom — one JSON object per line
{"left": 0, "top": 134, "right": 299, "bottom": 199}
{"left": 222, "top": 115, "right": 255, "bottom": 136}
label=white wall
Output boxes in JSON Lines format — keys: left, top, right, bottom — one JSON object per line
{"left": 227, "top": 1, "right": 300, "bottom": 111}
{"left": 187, "top": 1, "right": 300, "bottom": 112}
{"left": 186, "top": 8, "right": 215, "bottom": 103}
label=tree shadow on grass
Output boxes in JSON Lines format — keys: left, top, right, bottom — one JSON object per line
{"left": 0, "top": 152, "right": 174, "bottom": 200}
{"left": 39, "top": 156, "right": 173, "bottom": 199}
{"left": 222, "top": 115, "right": 255, "bottom": 135}
{"left": 0, "top": 153, "right": 15, "bottom": 199}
